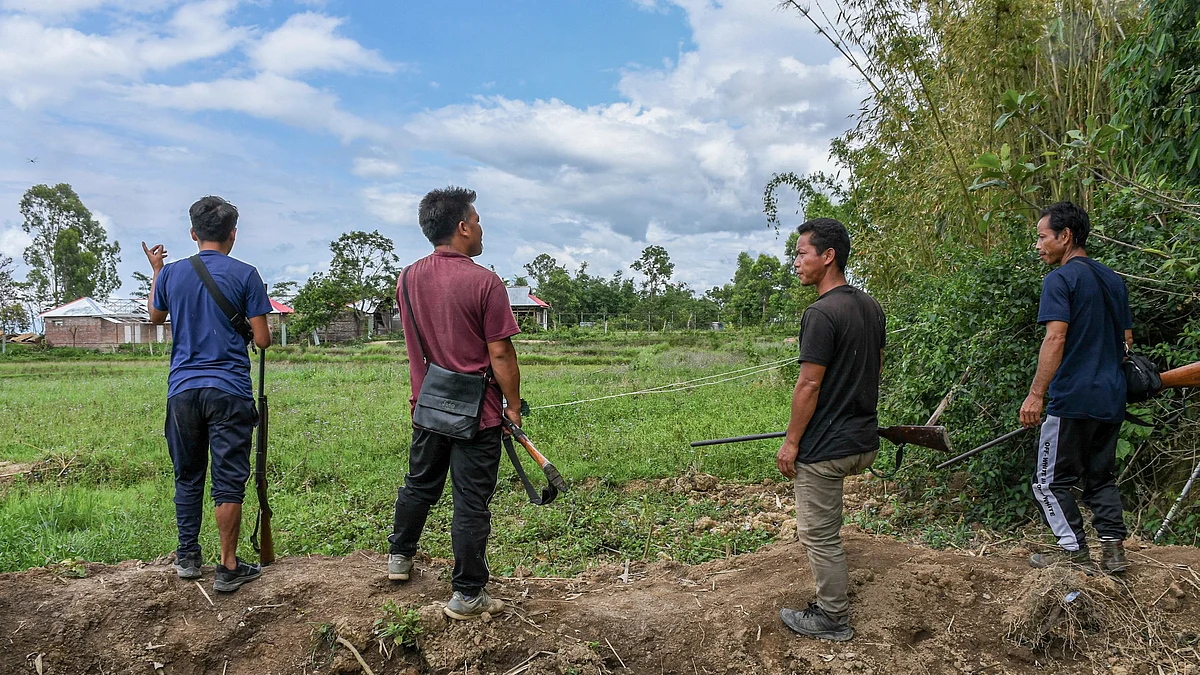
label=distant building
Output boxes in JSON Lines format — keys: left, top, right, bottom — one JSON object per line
{"left": 40, "top": 297, "right": 171, "bottom": 349}
{"left": 40, "top": 297, "right": 293, "bottom": 350}
{"left": 507, "top": 287, "right": 551, "bottom": 329}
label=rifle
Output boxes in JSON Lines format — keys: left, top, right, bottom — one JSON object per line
{"left": 250, "top": 347, "right": 274, "bottom": 565}
{"left": 502, "top": 419, "right": 568, "bottom": 504}
{"left": 691, "top": 426, "right": 951, "bottom": 479}
{"left": 691, "top": 425, "right": 952, "bottom": 452}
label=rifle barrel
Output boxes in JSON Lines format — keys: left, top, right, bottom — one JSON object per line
{"left": 935, "top": 427, "right": 1030, "bottom": 470}
{"left": 690, "top": 432, "right": 787, "bottom": 448}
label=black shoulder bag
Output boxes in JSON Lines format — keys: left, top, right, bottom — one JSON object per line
{"left": 1077, "top": 260, "right": 1162, "bottom": 406}
{"left": 189, "top": 255, "right": 254, "bottom": 345}
{"left": 400, "top": 266, "right": 489, "bottom": 439}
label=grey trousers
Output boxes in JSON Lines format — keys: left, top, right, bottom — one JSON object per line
{"left": 794, "top": 450, "right": 878, "bottom": 619}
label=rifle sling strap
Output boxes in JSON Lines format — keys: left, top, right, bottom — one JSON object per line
{"left": 503, "top": 434, "right": 558, "bottom": 506}
{"left": 869, "top": 443, "right": 905, "bottom": 479}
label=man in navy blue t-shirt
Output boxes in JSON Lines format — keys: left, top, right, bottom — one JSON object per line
{"left": 144, "top": 195, "right": 272, "bottom": 592}
{"left": 1019, "top": 201, "right": 1133, "bottom": 574}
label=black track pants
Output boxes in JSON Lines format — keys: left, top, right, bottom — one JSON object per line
{"left": 388, "top": 426, "right": 502, "bottom": 595}
{"left": 1031, "top": 415, "right": 1128, "bottom": 551}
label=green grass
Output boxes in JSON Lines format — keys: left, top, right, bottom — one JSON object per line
{"left": 0, "top": 335, "right": 801, "bottom": 573}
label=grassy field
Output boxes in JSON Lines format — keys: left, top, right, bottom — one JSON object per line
{"left": 0, "top": 334, "right": 809, "bottom": 575}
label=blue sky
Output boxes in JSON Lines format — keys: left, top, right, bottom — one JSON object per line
{"left": 0, "top": 0, "right": 860, "bottom": 297}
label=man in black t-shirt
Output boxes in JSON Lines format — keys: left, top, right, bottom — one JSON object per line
{"left": 777, "top": 218, "right": 885, "bottom": 642}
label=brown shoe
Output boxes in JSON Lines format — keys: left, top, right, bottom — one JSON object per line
{"left": 1030, "top": 547, "right": 1095, "bottom": 572}
{"left": 1100, "top": 539, "right": 1130, "bottom": 574}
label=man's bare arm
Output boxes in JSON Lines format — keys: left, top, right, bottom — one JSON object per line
{"left": 488, "top": 337, "right": 521, "bottom": 429}
{"left": 777, "top": 361, "right": 827, "bottom": 479}
{"left": 142, "top": 241, "right": 169, "bottom": 324}
{"left": 1020, "top": 320, "right": 1068, "bottom": 427}
{"left": 249, "top": 315, "right": 271, "bottom": 350}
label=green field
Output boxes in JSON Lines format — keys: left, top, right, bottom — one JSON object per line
{"left": 0, "top": 334, "right": 812, "bottom": 575}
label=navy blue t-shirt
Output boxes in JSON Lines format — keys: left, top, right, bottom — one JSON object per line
{"left": 153, "top": 250, "right": 272, "bottom": 400}
{"left": 1037, "top": 257, "right": 1132, "bottom": 422}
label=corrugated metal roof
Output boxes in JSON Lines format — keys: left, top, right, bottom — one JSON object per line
{"left": 507, "top": 286, "right": 550, "bottom": 308}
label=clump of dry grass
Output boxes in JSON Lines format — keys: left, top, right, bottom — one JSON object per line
{"left": 1006, "top": 564, "right": 1194, "bottom": 670}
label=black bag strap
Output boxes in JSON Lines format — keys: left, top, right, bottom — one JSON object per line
{"left": 189, "top": 255, "right": 250, "bottom": 340}
{"left": 400, "top": 263, "right": 493, "bottom": 379}
{"left": 399, "top": 265, "right": 432, "bottom": 367}
{"left": 502, "top": 434, "right": 558, "bottom": 505}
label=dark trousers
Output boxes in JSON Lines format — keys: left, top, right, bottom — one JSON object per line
{"left": 164, "top": 388, "right": 256, "bottom": 556}
{"left": 1031, "top": 415, "right": 1128, "bottom": 551}
{"left": 389, "top": 426, "right": 502, "bottom": 595}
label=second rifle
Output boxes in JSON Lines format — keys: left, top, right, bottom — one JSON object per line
{"left": 691, "top": 425, "right": 952, "bottom": 453}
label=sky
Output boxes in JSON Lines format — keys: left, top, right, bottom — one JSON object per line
{"left": 0, "top": 0, "right": 862, "bottom": 297}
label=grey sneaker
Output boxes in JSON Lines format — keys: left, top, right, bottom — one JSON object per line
{"left": 443, "top": 589, "right": 504, "bottom": 621}
{"left": 1030, "top": 547, "right": 1095, "bottom": 572}
{"left": 173, "top": 551, "right": 202, "bottom": 579}
{"left": 213, "top": 558, "right": 262, "bottom": 593}
{"left": 1100, "top": 539, "right": 1130, "bottom": 574}
{"left": 781, "top": 602, "right": 854, "bottom": 641}
{"left": 388, "top": 554, "right": 413, "bottom": 581}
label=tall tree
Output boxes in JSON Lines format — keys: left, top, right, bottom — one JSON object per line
{"left": 630, "top": 245, "right": 674, "bottom": 302}
{"left": 327, "top": 230, "right": 401, "bottom": 333}
{"left": 0, "top": 254, "right": 29, "bottom": 340}
{"left": 20, "top": 183, "right": 120, "bottom": 306}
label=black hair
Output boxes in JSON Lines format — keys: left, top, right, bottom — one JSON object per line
{"left": 1039, "top": 201, "right": 1090, "bottom": 249}
{"left": 419, "top": 186, "right": 477, "bottom": 245}
{"left": 796, "top": 217, "right": 851, "bottom": 271}
{"left": 189, "top": 196, "right": 238, "bottom": 242}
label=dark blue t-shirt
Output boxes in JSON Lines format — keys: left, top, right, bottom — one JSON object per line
{"left": 153, "top": 250, "right": 272, "bottom": 400}
{"left": 1037, "top": 257, "right": 1132, "bottom": 422}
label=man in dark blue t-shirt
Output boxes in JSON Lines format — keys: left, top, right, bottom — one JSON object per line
{"left": 1020, "top": 201, "right": 1133, "bottom": 574}
{"left": 144, "top": 195, "right": 272, "bottom": 592}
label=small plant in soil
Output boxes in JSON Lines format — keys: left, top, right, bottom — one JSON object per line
{"left": 375, "top": 600, "right": 422, "bottom": 649}
{"left": 309, "top": 622, "right": 336, "bottom": 666}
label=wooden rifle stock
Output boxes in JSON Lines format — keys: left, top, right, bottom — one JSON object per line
{"left": 1160, "top": 361, "right": 1200, "bottom": 389}
{"left": 251, "top": 348, "right": 275, "bottom": 565}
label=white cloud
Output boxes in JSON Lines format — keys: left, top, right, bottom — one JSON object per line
{"left": 352, "top": 157, "right": 402, "bottom": 179}
{"left": 361, "top": 187, "right": 420, "bottom": 226}
{"left": 250, "top": 12, "right": 396, "bottom": 76}
{"left": 394, "top": 0, "right": 861, "bottom": 246}
{"left": 0, "top": 1, "right": 247, "bottom": 107}
{"left": 0, "top": 227, "right": 32, "bottom": 259}
{"left": 129, "top": 72, "right": 389, "bottom": 142}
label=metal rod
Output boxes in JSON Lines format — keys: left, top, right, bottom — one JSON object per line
{"left": 1154, "top": 455, "right": 1200, "bottom": 542}
{"left": 935, "top": 427, "right": 1031, "bottom": 470}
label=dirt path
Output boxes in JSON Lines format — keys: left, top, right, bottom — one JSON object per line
{"left": 2, "top": 530, "right": 1197, "bottom": 675}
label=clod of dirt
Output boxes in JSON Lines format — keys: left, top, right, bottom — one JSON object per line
{"left": 693, "top": 516, "right": 718, "bottom": 532}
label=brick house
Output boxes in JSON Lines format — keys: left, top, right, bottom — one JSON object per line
{"left": 40, "top": 297, "right": 295, "bottom": 349}
{"left": 40, "top": 298, "right": 171, "bottom": 349}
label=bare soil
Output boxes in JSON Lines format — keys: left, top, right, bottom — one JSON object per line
{"left": 2, "top": 474, "right": 1198, "bottom": 675}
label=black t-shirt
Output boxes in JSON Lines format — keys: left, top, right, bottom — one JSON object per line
{"left": 797, "top": 285, "right": 886, "bottom": 463}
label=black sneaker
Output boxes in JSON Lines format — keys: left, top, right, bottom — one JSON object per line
{"left": 781, "top": 602, "right": 854, "bottom": 641}
{"left": 213, "top": 558, "right": 262, "bottom": 592}
{"left": 173, "top": 551, "right": 202, "bottom": 580}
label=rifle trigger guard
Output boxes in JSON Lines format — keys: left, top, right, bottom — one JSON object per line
{"left": 869, "top": 441, "right": 906, "bottom": 480}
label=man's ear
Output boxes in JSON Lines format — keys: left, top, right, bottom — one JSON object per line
{"left": 229, "top": 227, "right": 237, "bottom": 245}
{"left": 190, "top": 229, "right": 199, "bottom": 242}
{"left": 823, "top": 248, "right": 837, "bottom": 267}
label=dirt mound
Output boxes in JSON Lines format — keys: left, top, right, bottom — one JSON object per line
{"left": 2, "top": 530, "right": 1197, "bottom": 675}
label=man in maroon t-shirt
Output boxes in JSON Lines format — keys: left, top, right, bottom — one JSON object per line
{"left": 386, "top": 186, "right": 522, "bottom": 621}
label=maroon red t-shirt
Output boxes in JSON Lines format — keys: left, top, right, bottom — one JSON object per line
{"left": 397, "top": 251, "right": 520, "bottom": 429}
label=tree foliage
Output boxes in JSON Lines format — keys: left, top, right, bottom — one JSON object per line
{"left": 770, "top": 0, "right": 1200, "bottom": 541}
{"left": 328, "top": 230, "right": 401, "bottom": 318}
{"left": 20, "top": 184, "right": 120, "bottom": 307}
